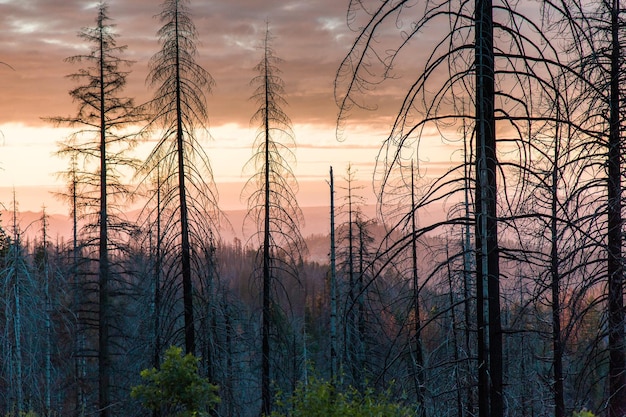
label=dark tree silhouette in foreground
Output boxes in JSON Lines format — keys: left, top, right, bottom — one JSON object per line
{"left": 598, "top": 3, "right": 625, "bottom": 415}
{"left": 48, "top": 3, "right": 141, "bottom": 416}
{"left": 335, "top": 1, "right": 502, "bottom": 414}
{"left": 329, "top": 166, "right": 338, "bottom": 383}
{"left": 243, "top": 26, "right": 305, "bottom": 416}
{"left": 333, "top": 1, "right": 579, "bottom": 415}
{"left": 473, "top": 3, "right": 502, "bottom": 416}
{"left": 143, "top": 0, "right": 217, "bottom": 356}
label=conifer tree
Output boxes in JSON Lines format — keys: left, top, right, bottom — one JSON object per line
{"left": 48, "top": 3, "right": 141, "bottom": 415}
{"left": 143, "top": 0, "right": 218, "bottom": 356}
{"left": 243, "top": 26, "right": 305, "bottom": 416}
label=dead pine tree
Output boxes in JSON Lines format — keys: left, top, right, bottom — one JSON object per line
{"left": 47, "top": 3, "right": 141, "bottom": 416}
{"left": 329, "top": 166, "right": 338, "bottom": 383}
{"left": 547, "top": 1, "right": 626, "bottom": 414}
{"left": 143, "top": 0, "right": 218, "bottom": 356}
{"left": 474, "top": 2, "right": 502, "bottom": 416}
{"left": 54, "top": 152, "right": 88, "bottom": 417}
{"left": 603, "top": 3, "right": 625, "bottom": 415}
{"left": 242, "top": 26, "right": 306, "bottom": 417}
{"left": 336, "top": 164, "right": 371, "bottom": 390}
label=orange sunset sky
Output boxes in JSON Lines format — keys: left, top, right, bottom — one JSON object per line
{"left": 0, "top": 0, "right": 453, "bottom": 215}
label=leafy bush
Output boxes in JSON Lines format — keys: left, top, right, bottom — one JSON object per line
{"left": 270, "top": 376, "right": 413, "bottom": 417}
{"left": 131, "top": 346, "right": 219, "bottom": 417}
{"left": 4, "top": 412, "right": 39, "bottom": 417}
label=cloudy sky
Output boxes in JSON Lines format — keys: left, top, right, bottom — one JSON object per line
{"left": 0, "top": 0, "right": 421, "bottom": 212}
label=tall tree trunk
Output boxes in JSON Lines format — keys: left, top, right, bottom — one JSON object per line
{"left": 347, "top": 175, "right": 356, "bottom": 385}
{"left": 446, "top": 245, "right": 462, "bottom": 417}
{"left": 357, "top": 222, "right": 365, "bottom": 390}
{"left": 261, "top": 44, "right": 272, "bottom": 417}
{"left": 154, "top": 166, "right": 162, "bottom": 371}
{"left": 329, "top": 166, "right": 338, "bottom": 382}
{"left": 171, "top": 4, "right": 195, "bottom": 355}
{"left": 71, "top": 156, "right": 86, "bottom": 417}
{"left": 43, "top": 211, "right": 52, "bottom": 417}
{"left": 152, "top": 177, "right": 163, "bottom": 417}
{"left": 607, "top": 2, "right": 625, "bottom": 416}
{"left": 463, "top": 112, "right": 475, "bottom": 417}
{"left": 98, "top": 15, "right": 111, "bottom": 417}
{"left": 410, "top": 161, "right": 426, "bottom": 417}
{"left": 475, "top": 1, "right": 502, "bottom": 416}
{"left": 551, "top": 118, "right": 564, "bottom": 417}
{"left": 12, "top": 204, "right": 24, "bottom": 415}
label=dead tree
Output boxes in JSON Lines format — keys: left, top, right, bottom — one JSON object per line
{"left": 243, "top": 26, "right": 305, "bottom": 416}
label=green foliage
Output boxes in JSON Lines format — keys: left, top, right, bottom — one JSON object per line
{"left": 131, "top": 346, "right": 219, "bottom": 417}
{"left": 4, "top": 412, "right": 39, "bottom": 417}
{"left": 270, "top": 376, "right": 413, "bottom": 417}
{"left": 572, "top": 410, "right": 594, "bottom": 417}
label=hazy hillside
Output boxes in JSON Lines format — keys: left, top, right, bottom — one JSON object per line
{"left": 0, "top": 205, "right": 377, "bottom": 264}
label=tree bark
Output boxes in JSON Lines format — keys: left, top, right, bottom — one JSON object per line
{"left": 329, "top": 166, "right": 338, "bottom": 382}
{"left": 551, "top": 115, "right": 564, "bottom": 417}
{"left": 410, "top": 161, "right": 426, "bottom": 417}
{"left": 97, "top": 11, "right": 111, "bottom": 417}
{"left": 607, "top": 2, "right": 625, "bottom": 416}
{"left": 475, "top": 1, "right": 502, "bottom": 416}
{"left": 171, "top": 3, "right": 195, "bottom": 355}
{"left": 261, "top": 34, "right": 272, "bottom": 415}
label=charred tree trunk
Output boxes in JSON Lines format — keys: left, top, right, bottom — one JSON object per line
{"left": 607, "top": 2, "right": 625, "bottom": 416}
{"left": 97, "top": 12, "right": 111, "bottom": 416}
{"left": 410, "top": 161, "right": 426, "bottom": 417}
{"left": 171, "top": 6, "right": 196, "bottom": 355}
{"left": 329, "top": 166, "right": 338, "bottom": 383}
{"left": 551, "top": 118, "right": 564, "bottom": 417}
{"left": 261, "top": 59, "right": 272, "bottom": 415}
{"left": 475, "top": 1, "right": 502, "bottom": 416}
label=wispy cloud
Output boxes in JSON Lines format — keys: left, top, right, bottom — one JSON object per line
{"left": 0, "top": 0, "right": 383, "bottom": 129}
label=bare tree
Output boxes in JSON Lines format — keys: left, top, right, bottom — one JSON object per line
{"left": 0, "top": 201, "right": 28, "bottom": 415}
{"left": 542, "top": 2, "right": 626, "bottom": 414}
{"left": 48, "top": 3, "right": 141, "bottom": 416}
{"left": 242, "top": 26, "right": 306, "bottom": 416}
{"left": 329, "top": 166, "right": 338, "bottom": 383}
{"left": 473, "top": 3, "right": 502, "bottom": 415}
{"left": 334, "top": 164, "right": 375, "bottom": 390}
{"left": 583, "top": 2, "right": 626, "bottom": 414}
{"left": 143, "top": 0, "right": 218, "bottom": 356}
{"left": 334, "top": 1, "right": 584, "bottom": 416}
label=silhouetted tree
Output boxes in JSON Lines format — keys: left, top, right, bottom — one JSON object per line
{"left": 0, "top": 203, "right": 29, "bottom": 415}
{"left": 335, "top": 164, "right": 374, "bottom": 389}
{"left": 48, "top": 3, "right": 141, "bottom": 416}
{"left": 329, "top": 166, "right": 338, "bottom": 383}
{"left": 143, "top": 0, "right": 218, "bottom": 356}
{"left": 334, "top": 1, "right": 582, "bottom": 416}
{"left": 242, "top": 26, "right": 306, "bottom": 416}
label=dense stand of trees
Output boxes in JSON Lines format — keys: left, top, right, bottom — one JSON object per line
{"left": 2, "top": 1, "right": 626, "bottom": 417}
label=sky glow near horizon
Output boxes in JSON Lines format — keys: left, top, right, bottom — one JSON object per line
{"left": 0, "top": 0, "right": 456, "bottom": 214}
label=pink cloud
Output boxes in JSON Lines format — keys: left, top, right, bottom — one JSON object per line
{"left": 1, "top": 0, "right": 400, "bottom": 129}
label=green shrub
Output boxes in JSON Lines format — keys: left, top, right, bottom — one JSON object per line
{"left": 270, "top": 376, "right": 413, "bottom": 417}
{"left": 131, "top": 346, "right": 219, "bottom": 417}
{"left": 4, "top": 412, "right": 39, "bottom": 417}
